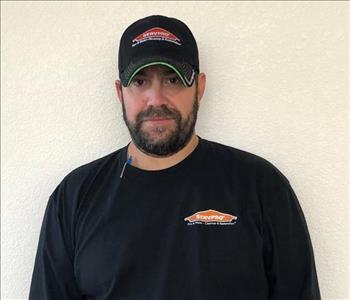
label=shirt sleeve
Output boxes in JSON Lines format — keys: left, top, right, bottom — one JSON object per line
{"left": 262, "top": 174, "right": 321, "bottom": 300}
{"left": 28, "top": 184, "right": 83, "bottom": 300}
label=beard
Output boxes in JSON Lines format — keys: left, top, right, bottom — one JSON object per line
{"left": 121, "top": 86, "right": 199, "bottom": 157}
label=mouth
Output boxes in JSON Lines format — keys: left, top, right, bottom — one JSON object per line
{"left": 143, "top": 117, "right": 174, "bottom": 123}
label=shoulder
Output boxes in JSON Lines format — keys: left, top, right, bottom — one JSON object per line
{"left": 202, "top": 138, "right": 297, "bottom": 213}
{"left": 202, "top": 138, "right": 290, "bottom": 186}
{"left": 50, "top": 147, "right": 125, "bottom": 202}
{"left": 66, "top": 148, "right": 123, "bottom": 184}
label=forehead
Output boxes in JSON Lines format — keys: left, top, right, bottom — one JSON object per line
{"left": 135, "top": 65, "right": 176, "bottom": 77}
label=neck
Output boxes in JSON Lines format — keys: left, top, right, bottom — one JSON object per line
{"left": 127, "top": 134, "right": 199, "bottom": 171}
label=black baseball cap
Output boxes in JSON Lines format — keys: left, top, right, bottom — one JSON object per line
{"left": 118, "top": 15, "right": 199, "bottom": 87}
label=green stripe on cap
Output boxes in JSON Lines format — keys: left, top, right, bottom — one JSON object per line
{"left": 126, "top": 61, "right": 188, "bottom": 87}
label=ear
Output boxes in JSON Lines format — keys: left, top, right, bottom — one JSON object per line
{"left": 197, "top": 72, "right": 206, "bottom": 103}
{"left": 115, "top": 80, "right": 123, "bottom": 104}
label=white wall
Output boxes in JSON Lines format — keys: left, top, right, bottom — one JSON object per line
{"left": 1, "top": 1, "right": 349, "bottom": 299}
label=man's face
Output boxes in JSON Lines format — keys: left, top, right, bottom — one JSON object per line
{"left": 118, "top": 65, "right": 200, "bottom": 157}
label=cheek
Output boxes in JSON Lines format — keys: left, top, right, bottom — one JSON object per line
{"left": 121, "top": 90, "right": 147, "bottom": 118}
{"left": 175, "top": 96, "right": 195, "bottom": 117}
{"left": 123, "top": 99, "right": 145, "bottom": 122}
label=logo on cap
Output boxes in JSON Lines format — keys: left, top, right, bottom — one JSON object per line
{"left": 184, "top": 209, "right": 238, "bottom": 226}
{"left": 132, "top": 27, "right": 181, "bottom": 47}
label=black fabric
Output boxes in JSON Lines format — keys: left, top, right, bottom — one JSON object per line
{"left": 118, "top": 15, "right": 199, "bottom": 87}
{"left": 29, "top": 136, "right": 321, "bottom": 300}
{"left": 120, "top": 56, "right": 196, "bottom": 88}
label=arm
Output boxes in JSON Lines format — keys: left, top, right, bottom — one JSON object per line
{"left": 262, "top": 175, "right": 321, "bottom": 299}
{"left": 29, "top": 185, "right": 82, "bottom": 300}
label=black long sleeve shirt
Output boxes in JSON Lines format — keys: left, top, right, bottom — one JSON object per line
{"left": 29, "top": 136, "right": 321, "bottom": 299}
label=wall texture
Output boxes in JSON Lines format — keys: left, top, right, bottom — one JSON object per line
{"left": 1, "top": 1, "right": 349, "bottom": 299}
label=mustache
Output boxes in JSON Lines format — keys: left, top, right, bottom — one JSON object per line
{"left": 136, "top": 105, "right": 180, "bottom": 123}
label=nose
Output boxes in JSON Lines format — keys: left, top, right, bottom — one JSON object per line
{"left": 145, "top": 79, "right": 168, "bottom": 106}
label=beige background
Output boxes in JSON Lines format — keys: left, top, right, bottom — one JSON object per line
{"left": 1, "top": 1, "right": 349, "bottom": 299}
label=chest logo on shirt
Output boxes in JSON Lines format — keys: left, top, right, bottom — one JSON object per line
{"left": 184, "top": 209, "right": 238, "bottom": 226}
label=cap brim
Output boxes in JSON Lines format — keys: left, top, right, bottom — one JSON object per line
{"left": 120, "top": 56, "right": 196, "bottom": 87}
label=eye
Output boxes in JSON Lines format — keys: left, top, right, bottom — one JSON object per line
{"left": 167, "top": 76, "right": 181, "bottom": 85}
{"left": 132, "top": 78, "right": 146, "bottom": 86}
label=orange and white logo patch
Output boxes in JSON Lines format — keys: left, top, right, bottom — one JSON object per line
{"left": 184, "top": 209, "right": 238, "bottom": 226}
{"left": 132, "top": 27, "right": 181, "bottom": 47}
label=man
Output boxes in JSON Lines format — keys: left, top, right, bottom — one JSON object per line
{"left": 29, "top": 15, "right": 321, "bottom": 299}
